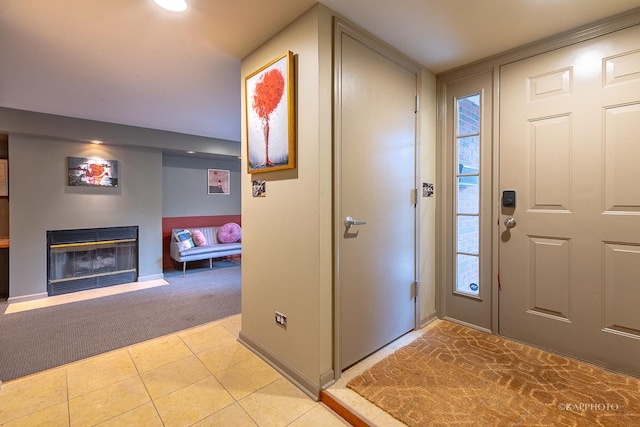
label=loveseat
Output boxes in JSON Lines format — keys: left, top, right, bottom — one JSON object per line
{"left": 170, "top": 224, "right": 242, "bottom": 275}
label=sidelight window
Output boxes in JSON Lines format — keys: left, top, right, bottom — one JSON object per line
{"left": 455, "top": 94, "right": 481, "bottom": 297}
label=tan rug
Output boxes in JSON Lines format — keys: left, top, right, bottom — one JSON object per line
{"left": 347, "top": 320, "right": 640, "bottom": 426}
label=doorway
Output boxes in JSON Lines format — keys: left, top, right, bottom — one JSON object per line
{"left": 334, "top": 20, "right": 419, "bottom": 372}
{"left": 498, "top": 24, "right": 640, "bottom": 377}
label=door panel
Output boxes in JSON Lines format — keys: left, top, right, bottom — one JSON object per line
{"left": 337, "top": 31, "right": 417, "bottom": 370}
{"left": 499, "top": 25, "right": 640, "bottom": 376}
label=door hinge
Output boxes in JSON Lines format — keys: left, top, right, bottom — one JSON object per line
{"left": 412, "top": 188, "right": 418, "bottom": 205}
{"left": 411, "top": 281, "right": 418, "bottom": 298}
{"left": 415, "top": 95, "right": 420, "bottom": 113}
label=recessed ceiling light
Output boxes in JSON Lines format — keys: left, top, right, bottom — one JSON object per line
{"left": 153, "top": 0, "right": 188, "bottom": 12}
{"left": 90, "top": 139, "right": 104, "bottom": 145}
{"left": 186, "top": 150, "right": 196, "bottom": 154}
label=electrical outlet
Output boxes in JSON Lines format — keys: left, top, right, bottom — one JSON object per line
{"left": 275, "top": 311, "right": 287, "bottom": 327}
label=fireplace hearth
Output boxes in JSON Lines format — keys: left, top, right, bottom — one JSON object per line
{"left": 47, "top": 226, "right": 138, "bottom": 296}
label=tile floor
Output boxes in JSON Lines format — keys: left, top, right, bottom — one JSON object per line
{"left": 0, "top": 314, "right": 350, "bottom": 427}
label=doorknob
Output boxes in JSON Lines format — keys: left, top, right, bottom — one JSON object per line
{"left": 504, "top": 217, "right": 517, "bottom": 228}
{"left": 345, "top": 216, "right": 367, "bottom": 229}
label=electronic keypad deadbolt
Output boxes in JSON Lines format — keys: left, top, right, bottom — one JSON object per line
{"left": 502, "top": 190, "right": 516, "bottom": 208}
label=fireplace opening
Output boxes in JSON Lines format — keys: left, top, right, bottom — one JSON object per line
{"left": 47, "top": 226, "right": 138, "bottom": 296}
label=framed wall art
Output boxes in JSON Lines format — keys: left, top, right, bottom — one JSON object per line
{"left": 208, "top": 169, "right": 230, "bottom": 194}
{"left": 68, "top": 157, "right": 119, "bottom": 187}
{"left": 245, "top": 51, "right": 296, "bottom": 174}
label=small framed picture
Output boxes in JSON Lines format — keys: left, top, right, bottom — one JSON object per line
{"left": 252, "top": 180, "right": 266, "bottom": 197}
{"left": 423, "top": 182, "right": 434, "bottom": 197}
{"left": 208, "top": 169, "right": 230, "bottom": 194}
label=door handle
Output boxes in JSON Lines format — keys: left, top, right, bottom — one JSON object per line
{"left": 504, "top": 217, "right": 517, "bottom": 229}
{"left": 345, "top": 216, "right": 367, "bottom": 229}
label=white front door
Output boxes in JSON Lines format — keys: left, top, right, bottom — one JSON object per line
{"left": 335, "top": 24, "right": 418, "bottom": 370}
{"left": 499, "top": 24, "right": 640, "bottom": 376}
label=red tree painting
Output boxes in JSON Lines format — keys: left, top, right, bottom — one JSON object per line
{"left": 252, "top": 68, "right": 285, "bottom": 166}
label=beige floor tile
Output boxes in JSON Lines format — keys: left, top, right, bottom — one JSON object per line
{"left": 214, "top": 354, "right": 283, "bottom": 400}
{"left": 238, "top": 378, "right": 316, "bottom": 426}
{"left": 191, "top": 402, "right": 258, "bottom": 427}
{"left": 218, "top": 314, "right": 241, "bottom": 337}
{"left": 66, "top": 348, "right": 138, "bottom": 399}
{"left": 95, "top": 402, "right": 164, "bottom": 427}
{"left": 371, "top": 409, "right": 408, "bottom": 427}
{"left": 179, "top": 322, "right": 237, "bottom": 354}
{"left": 128, "top": 334, "right": 194, "bottom": 373}
{"left": 68, "top": 375, "right": 150, "bottom": 427}
{"left": 141, "top": 354, "right": 211, "bottom": 399}
{"left": 326, "top": 388, "right": 384, "bottom": 422}
{"left": 288, "top": 404, "right": 351, "bottom": 427}
{"left": 0, "top": 368, "right": 67, "bottom": 425}
{"left": 197, "top": 339, "right": 255, "bottom": 374}
{"left": 1, "top": 402, "right": 69, "bottom": 427}
{"left": 153, "top": 376, "right": 235, "bottom": 427}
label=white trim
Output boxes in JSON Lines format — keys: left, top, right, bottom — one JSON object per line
{"left": 7, "top": 292, "right": 48, "bottom": 304}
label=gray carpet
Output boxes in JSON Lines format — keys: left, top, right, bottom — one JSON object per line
{"left": 0, "top": 261, "right": 241, "bottom": 382}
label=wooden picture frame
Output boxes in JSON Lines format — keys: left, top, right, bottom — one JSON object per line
{"left": 208, "top": 169, "right": 230, "bottom": 194}
{"left": 0, "top": 159, "right": 7, "bottom": 196}
{"left": 245, "top": 51, "right": 295, "bottom": 174}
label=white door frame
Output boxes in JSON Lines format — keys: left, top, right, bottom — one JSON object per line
{"left": 333, "top": 17, "right": 422, "bottom": 378}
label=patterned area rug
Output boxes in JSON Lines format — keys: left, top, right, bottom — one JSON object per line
{"left": 347, "top": 320, "right": 640, "bottom": 426}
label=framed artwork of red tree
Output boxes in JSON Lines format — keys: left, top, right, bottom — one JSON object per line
{"left": 245, "top": 51, "right": 296, "bottom": 173}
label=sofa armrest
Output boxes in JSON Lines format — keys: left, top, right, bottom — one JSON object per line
{"left": 170, "top": 240, "right": 182, "bottom": 261}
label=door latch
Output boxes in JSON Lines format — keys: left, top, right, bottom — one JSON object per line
{"left": 344, "top": 216, "right": 367, "bottom": 229}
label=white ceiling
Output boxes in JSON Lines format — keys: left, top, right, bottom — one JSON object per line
{"left": 1, "top": 0, "right": 639, "bottom": 143}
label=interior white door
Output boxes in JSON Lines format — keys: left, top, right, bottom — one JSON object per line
{"left": 337, "top": 29, "right": 417, "bottom": 370}
{"left": 499, "top": 25, "right": 640, "bottom": 376}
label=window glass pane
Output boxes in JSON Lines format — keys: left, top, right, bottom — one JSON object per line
{"left": 457, "top": 216, "right": 479, "bottom": 254}
{"left": 457, "top": 136, "right": 479, "bottom": 172}
{"left": 456, "top": 254, "right": 479, "bottom": 296}
{"left": 457, "top": 94, "right": 480, "bottom": 135}
{"left": 457, "top": 176, "right": 479, "bottom": 214}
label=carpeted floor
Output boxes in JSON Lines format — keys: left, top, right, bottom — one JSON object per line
{"left": 347, "top": 320, "right": 640, "bottom": 426}
{"left": 0, "top": 261, "right": 240, "bottom": 382}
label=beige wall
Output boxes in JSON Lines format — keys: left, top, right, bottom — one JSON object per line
{"left": 8, "top": 135, "right": 163, "bottom": 300}
{"left": 240, "top": 4, "right": 334, "bottom": 396}
{"left": 240, "top": 4, "right": 437, "bottom": 397}
{"left": 420, "top": 69, "right": 438, "bottom": 325}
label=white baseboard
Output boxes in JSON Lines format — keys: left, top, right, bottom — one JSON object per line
{"left": 7, "top": 292, "right": 48, "bottom": 304}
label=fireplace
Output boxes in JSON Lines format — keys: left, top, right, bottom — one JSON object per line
{"left": 47, "top": 226, "right": 138, "bottom": 296}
